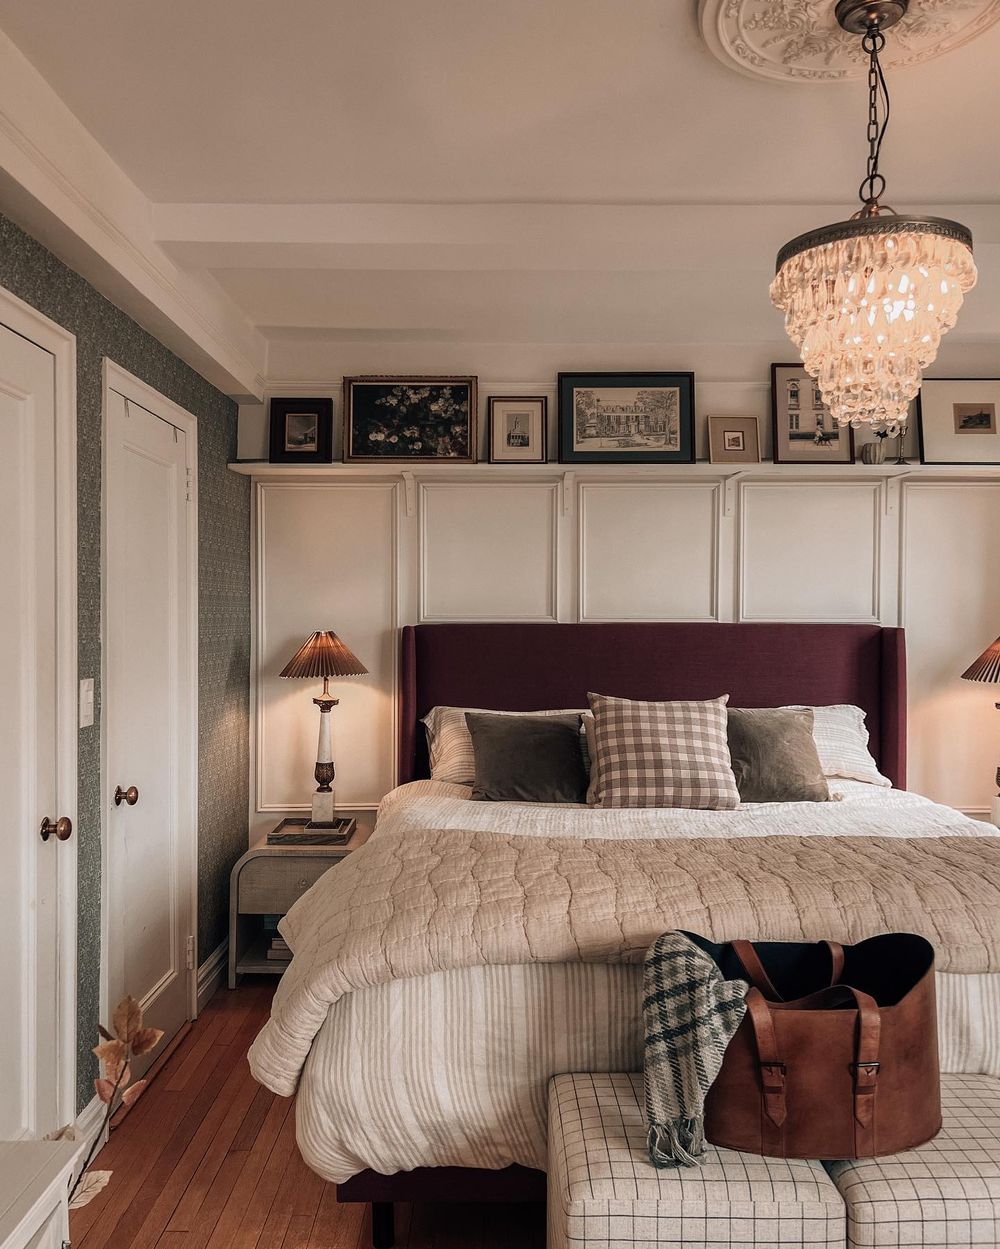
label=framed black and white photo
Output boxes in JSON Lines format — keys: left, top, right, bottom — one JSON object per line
{"left": 918, "top": 378, "right": 1000, "bottom": 464}
{"left": 343, "top": 376, "right": 477, "bottom": 463}
{"left": 708, "top": 415, "right": 760, "bottom": 464}
{"left": 487, "top": 396, "right": 547, "bottom": 463}
{"left": 268, "top": 397, "right": 334, "bottom": 464}
{"left": 557, "top": 372, "right": 694, "bottom": 464}
{"left": 770, "top": 364, "right": 854, "bottom": 464}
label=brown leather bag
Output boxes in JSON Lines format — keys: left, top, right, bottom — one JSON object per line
{"left": 696, "top": 932, "right": 942, "bottom": 1159}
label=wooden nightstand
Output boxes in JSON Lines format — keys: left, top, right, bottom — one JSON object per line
{"left": 228, "top": 821, "right": 369, "bottom": 988}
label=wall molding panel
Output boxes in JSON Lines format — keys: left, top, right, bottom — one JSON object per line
{"left": 738, "top": 478, "right": 883, "bottom": 624}
{"left": 242, "top": 461, "right": 1000, "bottom": 815}
{"left": 578, "top": 480, "right": 722, "bottom": 622}
{"left": 418, "top": 478, "right": 561, "bottom": 623}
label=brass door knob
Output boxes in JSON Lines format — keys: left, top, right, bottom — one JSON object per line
{"left": 40, "top": 816, "right": 73, "bottom": 842}
{"left": 114, "top": 785, "right": 139, "bottom": 807}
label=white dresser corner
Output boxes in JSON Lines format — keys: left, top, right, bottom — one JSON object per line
{"left": 0, "top": 1141, "right": 79, "bottom": 1249}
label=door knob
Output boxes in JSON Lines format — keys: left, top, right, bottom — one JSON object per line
{"left": 39, "top": 816, "right": 73, "bottom": 842}
{"left": 114, "top": 785, "right": 139, "bottom": 807}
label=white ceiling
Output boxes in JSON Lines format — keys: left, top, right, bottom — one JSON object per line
{"left": 0, "top": 0, "right": 998, "bottom": 383}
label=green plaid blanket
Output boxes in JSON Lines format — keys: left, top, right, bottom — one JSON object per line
{"left": 643, "top": 931, "right": 749, "bottom": 1168}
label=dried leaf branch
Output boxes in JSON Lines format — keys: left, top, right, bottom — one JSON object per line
{"left": 64, "top": 995, "right": 164, "bottom": 1208}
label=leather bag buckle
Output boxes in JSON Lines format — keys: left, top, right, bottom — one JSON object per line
{"left": 759, "top": 1061, "right": 786, "bottom": 1091}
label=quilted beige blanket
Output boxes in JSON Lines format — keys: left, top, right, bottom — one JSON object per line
{"left": 247, "top": 826, "right": 1000, "bottom": 1096}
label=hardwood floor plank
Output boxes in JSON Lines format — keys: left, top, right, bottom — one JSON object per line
{"left": 203, "top": 1095, "right": 294, "bottom": 1249}
{"left": 283, "top": 1213, "right": 317, "bottom": 1249}
{"left": 307, "top": 1184, "right": 364, "bottom": 1249}
{"left": 161, "top": 1055, "right": 262, "bottom": 1232}
{"left": 230, "top": 1083, "right": 275, "bottom": 1152}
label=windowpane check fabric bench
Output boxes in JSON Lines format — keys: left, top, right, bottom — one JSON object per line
{"left": 548, "top": 1073, "right": 847, "bottom": 1248}
{"left": 548, "top": 1073, "right": 1000, "bottom": 1249}
{"left": 826, "top": 1073, "right": 1000, "bottom": 1248}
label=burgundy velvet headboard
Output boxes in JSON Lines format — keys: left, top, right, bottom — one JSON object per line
{"left": 398, "top": 622, "right": 906, "bottom": 789}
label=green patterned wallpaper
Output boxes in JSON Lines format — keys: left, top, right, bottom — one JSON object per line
{"left": 0, "top": 212, "right": 251, "bottom": 1112}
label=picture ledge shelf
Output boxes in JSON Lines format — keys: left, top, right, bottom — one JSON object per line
{"left": 229, "top": 461, "right": 1000, "bottom": 481}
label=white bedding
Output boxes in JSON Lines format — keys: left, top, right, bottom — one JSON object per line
{"left": 292, "top": 781, "right": 1000, "bottom": 1183}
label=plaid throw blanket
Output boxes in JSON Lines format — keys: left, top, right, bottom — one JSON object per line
{"left": 643, "top": 931, "right": 749, "bottom": 1168}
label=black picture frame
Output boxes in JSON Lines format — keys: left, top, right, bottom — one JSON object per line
{"left": 770, "top": 364, "right": 855, "bottom": 465}
{"left": 268, "top": 397, "right": 334, "bottom": 464}
{"left": 343, "top": 376, "right": 477, "bottom": 463}
{"left": 557, "top": 371, "right": 695, "bottom": 464}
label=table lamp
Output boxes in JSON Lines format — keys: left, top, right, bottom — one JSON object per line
{"left": 961, "top": 634, "right": 1000, "bottom": 827}
{"left": 279, "top": 630, "right": 368, "bottom": 828}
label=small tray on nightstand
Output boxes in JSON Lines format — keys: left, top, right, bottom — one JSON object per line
{"left": 266, "top": 815, "right": 356, "bottom": 845}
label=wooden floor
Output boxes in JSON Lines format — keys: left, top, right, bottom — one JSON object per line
{"left": 71, "top": 980, "right": 545, "bottom": 1249}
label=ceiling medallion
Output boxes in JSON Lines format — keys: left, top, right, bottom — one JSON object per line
{"left": 770, "top": 1, "right": 977, "bottom": 433}
{"left": 699, "top": 0, "right": 1000, "bottom": 82}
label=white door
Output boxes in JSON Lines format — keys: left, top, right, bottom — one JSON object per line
{"left": 105, "top": 383, "right": 194, "bottom": 1069}
{"left": 0, "top": 321, "right": 64, "bottom": 1139}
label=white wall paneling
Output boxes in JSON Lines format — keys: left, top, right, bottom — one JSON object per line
{"left": 254, "top": 480, "right": 400, "bottom": 815}
{"left": 578, "top": 481, "right": 722, "bottom": 622}
{"left": 240, "top": 461, "right": 1000, "bottom": 820}
{"left": 738, "top": 479, "right": 883, "bottom": 623}
{"left": 418, "top": 478, "right": 561, "bottom": 622}
{"left": 901, "top": 480, "right": 1000, "bottom": 813}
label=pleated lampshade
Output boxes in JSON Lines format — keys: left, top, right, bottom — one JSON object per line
{"left": 961, "top": 637, "right": 1000, "bottom": 684}
{"left": 279, "top": 630, "right": 368, "bottom": 679}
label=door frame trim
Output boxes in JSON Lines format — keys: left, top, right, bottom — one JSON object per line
{"left": 100, "top": 359, "right": 200, "bottom": 1026}
{"left": 0, "top": 283, "right": 78, "bottom": 1130}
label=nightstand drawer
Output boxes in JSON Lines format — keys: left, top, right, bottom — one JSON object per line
{"left": 237, "top": 856, "right": 333, "bottom": 914}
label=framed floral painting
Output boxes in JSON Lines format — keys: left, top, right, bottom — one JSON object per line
{"left": 343, "top": 376, "right": 477, "bottom": 462}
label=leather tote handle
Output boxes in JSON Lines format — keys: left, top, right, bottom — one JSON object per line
{"left": 732, "top": 939, "right": 846, "bottom": 1000}
{"left": 818, "top": 984, "right": 881, "bottom": 1148}
{"left": 731, "top": 941, "right": 781, "bottom": 997}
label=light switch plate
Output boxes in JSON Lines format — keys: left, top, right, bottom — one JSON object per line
{"left": 79, "top": 677, "right": 95, "bottom": 728}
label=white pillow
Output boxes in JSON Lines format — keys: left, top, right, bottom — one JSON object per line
{"left": 784, "top": 704, "right": 891, "bottom": 787}
{"left": 422, "top": 705, "right": 590, "bottom": 786}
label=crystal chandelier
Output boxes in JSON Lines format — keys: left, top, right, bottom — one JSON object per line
{"left": 770, "top": 0, "right": 978, "bottom": 434}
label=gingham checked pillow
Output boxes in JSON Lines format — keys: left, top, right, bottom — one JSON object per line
{"left": 587, "top": 692, "right": 739, "bottom": 809}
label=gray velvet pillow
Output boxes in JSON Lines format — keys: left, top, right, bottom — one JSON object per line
{"left": 727, "top": 708, "right": 830, "bottom": 804}
{"left": 465, "top": 712, "right": 588, "bottom": 803}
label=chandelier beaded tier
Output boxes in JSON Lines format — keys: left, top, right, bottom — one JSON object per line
{"left": 769, "top": 0, "right": 977, "bottom": 434}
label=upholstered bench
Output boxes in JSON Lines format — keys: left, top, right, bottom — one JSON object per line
{"left": 548, "top": 1072, "right": 847, "bottom": 1248}
{"left": 826, "top": 1072, "right": 1000, "bottom": 1248}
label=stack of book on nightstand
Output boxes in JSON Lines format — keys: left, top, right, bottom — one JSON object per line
{"left": 267, "top": 935, "right": 291, "bottom": 962}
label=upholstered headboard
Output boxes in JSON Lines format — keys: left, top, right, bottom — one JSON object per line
{"left": 398, "top": 622, "right": 906, "bottom": 789}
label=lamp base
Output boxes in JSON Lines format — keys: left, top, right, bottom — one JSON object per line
{"left": 312, "top": 789, "right": 337, "bottom": 827}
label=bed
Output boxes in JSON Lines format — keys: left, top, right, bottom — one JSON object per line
{"left": 246, "top": 622, "right": 1000, "bottom": 1242}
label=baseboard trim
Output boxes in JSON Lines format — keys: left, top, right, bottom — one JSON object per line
{"left": 197, "top": 939, "right": 228, "bottom": 1013}
{"left": 72, "top": 1093, "right": 107, "bottom": 1176}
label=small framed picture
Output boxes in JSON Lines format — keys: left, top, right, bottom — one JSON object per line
{"left": 487, "top": 396, "right": 547, "bottom": 463}
{"left": 343, "top": 376, "right": 476, "bottom": 463}
{"left": 771, "top": 364, "right": 854, "bottom": 464}
{"left": 708, "top": 415, "right": 760, "bottom": 464}
{"left": 558, "top": 372, "right": 695, "bottom": 464}
{"left": 268, "top": 397, "right": 334, "bottom": 464}
{"left": 918, "top": 378, "right": 1000, "bottom": 464}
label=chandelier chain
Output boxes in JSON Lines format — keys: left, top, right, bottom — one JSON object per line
{"left": 858, "top": 24, "right": 890, "bottom": 209}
